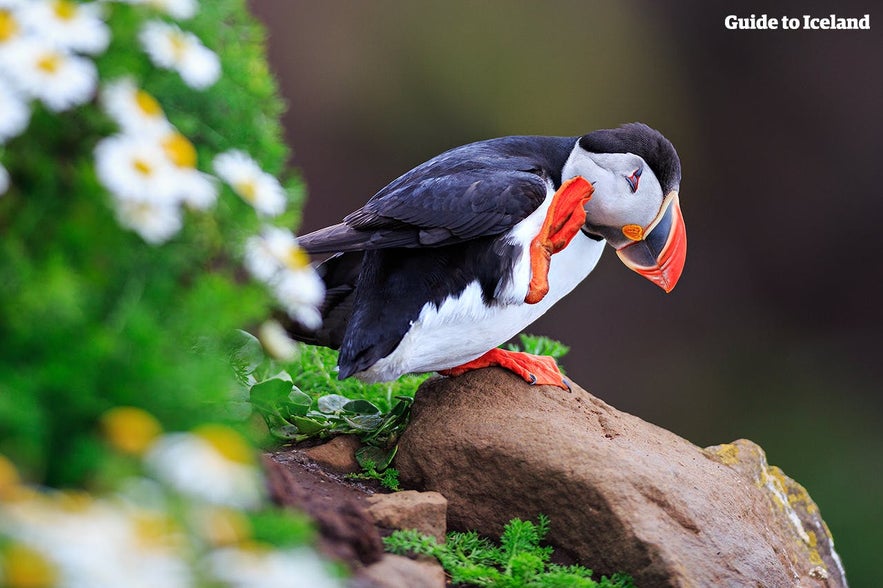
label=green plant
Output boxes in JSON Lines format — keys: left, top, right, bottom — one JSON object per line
{"left": 507, "top": 334, "right": 571, "bottom": 361}
{"left": 239, "top": 333, "right": 427, "bottom": 446}
{"left": 384, "top": 515, "right": 634, "bottom": 588}
{"left": 0, "top": 1, "right": 339, "bottom": 585}
{"left": 345, "top": 459, "right": 402, "bottom": 492}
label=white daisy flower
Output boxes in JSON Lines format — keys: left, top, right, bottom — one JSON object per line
{"left": 258, "top": 319, "right": 299, "bottom": 361}
{"left": 0, "top": 161, "right": 9, "bottom": 195}
{"left": 2, "top": 37, "right": 96, "bottom": 111}
{"left": 102, "top": 78, "right": 172, "bottom": 136}
{"left": 18, "top": 1, "right": 110, "bottom": 55}
{"left": 148, "top": 0, "right": 198, "bottom": 20}
{"left": 114, "top": 0, "right": 199, "bottom": 20}
{"left": 243, "top": 226, "right": 306, "bottom": 282}
{"left": 206, "top": 546, "right": 342, "bottom": 588}
{"left": 0, "top": 493, "right": 193, "bottom": 588}
{"left": 244, "top": 227, "right": 324, "bottom": 327}
{"left": 0, "top": 5, "right": 24, "bottom": 57}
{"left": 159, "top": 130, "right": 218, "bottom": 209}
{"left": 0, "top": 83, "right": 29, "bottom": 142}
{"left": 112, "top": 199, "right": 183, "bottom": 244}
{"left": 94, "top": 133, "right": 179, "bottom": 204}
{"left": 145, "top": 425, "right": 264, "bottom": 509}
{"left": 139, "top": 20, "right": 220, "bottom": 89}
{"left": 273, "top": 269, "right": 324, "bottom": 330}
{"left": 214, "top": 150, "right": 287, "bottom": 216}
{"left": 175, "top": 168, "right": 217, "bottom": 210}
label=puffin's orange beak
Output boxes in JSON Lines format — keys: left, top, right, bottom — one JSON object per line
{"left": 616, "top": 192, "right": 686, "bottom": 293}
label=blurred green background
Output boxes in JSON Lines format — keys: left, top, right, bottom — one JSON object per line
{"left": 250, "top": 1, "right": 882, "bottom": 585}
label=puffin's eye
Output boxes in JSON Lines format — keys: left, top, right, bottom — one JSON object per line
{"left": 626, "top": 167, "right": 643, "bottom": 193}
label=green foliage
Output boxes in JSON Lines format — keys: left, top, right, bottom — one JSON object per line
{"left": 384, "top": 515, "right": 634, "bottom": 588}
{"left": 0, "top": 0, "right": 290, "bottom": 488}
{"left": 239, "top": 333, "right": 427, "bottom": 446}
{"left": 0, "top": 1, "right": 345, "bottom": 582}
{"left": 345, "top": 459, "right": 402, "bottom": 492}
{"left": 507, "top": 334, "right": 571, "bottom": 361}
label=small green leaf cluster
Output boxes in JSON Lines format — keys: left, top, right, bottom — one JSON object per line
{"left": 345, "top": 459, "right": 402, "bottom": 492}
{"left": 507, "top": 334, "right": 571, "bottom": 361}
{"left": 236, "top": 332, "right": 428, "bottom": 447}
{"left": 384, "top": 515, "right": 634, "bottom": 588}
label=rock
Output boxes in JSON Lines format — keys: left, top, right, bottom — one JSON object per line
{"left": 354, "top": 554, "right": 446, "bottom": 588}
{"left": 365, "top": 490, "right": 447, "bottom": 541}
{"left": 396, "top": 368, "right": 847, "bottom": 588}
{"left": 263, "top": 454, "right": 383, "bottom": 566}
{"left": 303, "top": 434, "right": 363, "bottom": 474}
{"left": 705, "top": 439, "right": 847, "bottom": 586}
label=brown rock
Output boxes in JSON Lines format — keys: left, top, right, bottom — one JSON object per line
{"left": 366, "top": 490, "right": 447, "bottom": 541}
{"left": 303, "top": 434, "right": 363, "bottom": 474}
{"left": 263, "top": 454, "right": 383, "bottom": 566}
{"left": 395, "top": 368, "right": 847, "bottom": 588}
{"left": 354, "top": 554, "right": 446, "bottom": 588}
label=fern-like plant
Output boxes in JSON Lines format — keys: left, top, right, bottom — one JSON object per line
{"left": 384, "top": 515, "right": 634, "bottom": 588}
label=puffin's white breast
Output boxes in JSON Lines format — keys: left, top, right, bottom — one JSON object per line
{"left": 355, "top": 228, "right": 604, "bottom": 382}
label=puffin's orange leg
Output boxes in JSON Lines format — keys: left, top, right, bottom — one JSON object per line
{"left": 439, "top": 348, "right": 568, "bottom": 389}
{"left": 525, "top": 176, "right": 594, "bottom": 304}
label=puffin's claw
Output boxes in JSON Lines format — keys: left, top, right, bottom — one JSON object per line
{"left": 439, "top": 348, "right": 568, "bottom": 390}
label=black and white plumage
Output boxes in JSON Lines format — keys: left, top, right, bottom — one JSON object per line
{"left": 290, "top": 123, "right": 685, "bottom": 384}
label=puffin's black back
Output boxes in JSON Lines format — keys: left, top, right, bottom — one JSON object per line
{"left": 289, "top": 135, "right": 577, "bottom": 377}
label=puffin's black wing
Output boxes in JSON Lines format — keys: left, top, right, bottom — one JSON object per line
{"left": 299, "top": 137, "right": 574, "bottom": 254}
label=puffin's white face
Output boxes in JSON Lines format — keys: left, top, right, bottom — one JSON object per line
{"left": 561, "top": 142, "right": 687, "bottom": 292}
{"left": 561, "top": 147, "right": 664, "bottom": 245}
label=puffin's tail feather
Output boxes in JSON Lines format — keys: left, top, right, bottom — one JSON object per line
{"left": 283, "top": 251, "right": 362, "bottom": 349}
{"left": 299, "top": 222, "right": 424, "bottom": 254}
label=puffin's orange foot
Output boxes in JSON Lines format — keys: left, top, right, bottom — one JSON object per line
{"left": 439, "top": 348, "right": 569, "bottom": 389}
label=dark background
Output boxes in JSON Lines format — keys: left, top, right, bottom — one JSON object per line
{"left": 251, "top": 2, "right": 882, "bottom": 584}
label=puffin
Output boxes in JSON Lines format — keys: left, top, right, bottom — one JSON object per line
{"left": 289, "top": 123, "right": 686, "bottom": 389}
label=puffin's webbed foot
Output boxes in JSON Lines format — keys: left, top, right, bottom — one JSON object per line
{"left": 439, "top": 348, "right": 569, "bottom": 390}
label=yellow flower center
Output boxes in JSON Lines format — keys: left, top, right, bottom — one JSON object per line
{"left": 100, "top": 406, "right": 163, "bottom": 455}
{"left": 0, "top": 453, "right": 21, "bottom": 499}
{"left": 0, "top": 10, "right": 19, "bottom": 43}
{"left": 135, "top": 89, "right": 164, "bottom": 118}
{"left": 201, "top": 507, "right": 252, "bottom": 546}
{"left": 194, "top": 424, "right": 254, "bottom": 465}
{"left": 132, "top": 511, "right": 181, "bottom": 550}
{"left": 52, "top": 0, "right": 78, "bottom": 21}
{"left": 132, "top": 158, "right": 154, "bottom": 177}
{"left": 1, "top": 544, "right": 57, "bottom": 588}
{"left": 36, "top": 52, "right": 62, "bottom": 75}
{"left": 234, "top": 180, "right": 258, "bottom": 203}
{"left": 56, "top": 490, "right": 94, "bottom": 513}
{"left": 283, "top": 246, "right": 310, "bottom": 270}
{"left": 161, "top": 132, "right": 197, "bottom": 168}
{"left": 169, "top": 31, "right": 188, "bottom": 61}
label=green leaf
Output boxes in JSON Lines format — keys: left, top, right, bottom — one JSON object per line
{"left": 343, "top": 399, "right": 381, "bottom": 414}
{"left": 286, "top": 387, "right": 313, "bottom": 416}
{"left": 229, "top": 329, "right": 265, "bottom": 377}
{"left": 249, "top": 377, "right": 296, "bottom": 413}
{"left": 356, "top": 444, "right": 397, "bottom": 471}
{"left": 343, "top": 414, "right": 384, "bottom": 431}
{"left": 317, "top": 394, "right": 350, "bottom": 413}
{"left": 291, "top": 416, "right": 327, "bottom": 435}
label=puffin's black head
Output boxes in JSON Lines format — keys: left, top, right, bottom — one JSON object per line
{"left": 563, "top": 123, "right": 686, "bottom": 292}
{"left": 579, "top": 122, "right": 681, "bottom": 195}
